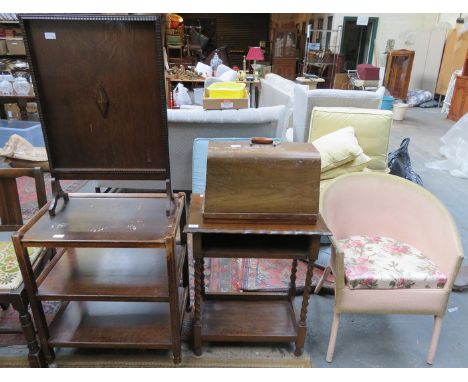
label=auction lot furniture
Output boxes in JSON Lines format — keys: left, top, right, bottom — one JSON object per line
{"left": 319, "top": 173, "right": 464, "bottom": 365}
{"left": 0, "top": 167, "right": 51, "bottom": 367}
{"left": 15, "top": 14, "right": 189, "bottom": 365}
{"left": 13, "top": 192, "right": 189, "bottom": 365}
{"left": 185, "top": 193, "right": 331, "bottom": 356}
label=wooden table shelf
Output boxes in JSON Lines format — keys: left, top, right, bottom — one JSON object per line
{"left": 48, "top": 289, "right": 187, "bottom": 349}
{"left": 201, "top": 299, "right": 298, "bottom": 342}
{"left": 36, "top": 245, "right": 186, "bottom": 302}
{"left": 202, "top": 234, "right": 311, "bottom": 259}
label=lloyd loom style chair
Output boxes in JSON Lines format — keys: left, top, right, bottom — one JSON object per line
{"left": 316, "top": 172, "right": 464, "bottom": 365}
{"left": 0, "top": 167, "right": 50, "bottom": 367}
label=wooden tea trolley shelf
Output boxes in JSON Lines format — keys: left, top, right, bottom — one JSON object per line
{"left": 185, "top": 194, "right": 331, "bottom": 356}
{"left": 13, "top": 193, "right": 189, "bottom": 365}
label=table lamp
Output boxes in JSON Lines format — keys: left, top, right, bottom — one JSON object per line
{"left": 246, "top": 47, "right": 264, "bottom": 66}
{"left": 246, "top": 47, "right": 264, "bottom": 80}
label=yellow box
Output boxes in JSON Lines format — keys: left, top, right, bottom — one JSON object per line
{"left": 203, "top": 89, "right": 249, "bottom": 110}
{"left": 207, "top": 82, "right": 246, "bottom": 99}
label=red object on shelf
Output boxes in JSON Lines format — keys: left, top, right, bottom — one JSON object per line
{"left": 246, "top": 47, "right": 264, "bottom": 62}
{"left": 357, "top": 64, "right": 380, "bottom": 80}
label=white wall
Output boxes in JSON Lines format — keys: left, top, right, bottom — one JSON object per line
{"left": 331, "top": 13, "right": 467, "bottom": 93}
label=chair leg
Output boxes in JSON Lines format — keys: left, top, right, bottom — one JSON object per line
{"left": 12, "top": 297, "right": 47, "bottom": 367}
{"left": 427, "top": 315, "right": 443, "bottom": 365}
{"left": 314, "top": 266, "right": 331, "bottom": 294}
{"left": 326, "top": 312, "right": 340, "bottom": 362}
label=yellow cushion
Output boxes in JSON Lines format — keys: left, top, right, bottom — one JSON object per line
{"left": 309, "top": 107, "right": 393, "bottom": 171}
{"left": 320, "top": 152, "right": 371, "bottom": 180}
{"left": 312, "top": 126, "right": 363, "bottom": 172}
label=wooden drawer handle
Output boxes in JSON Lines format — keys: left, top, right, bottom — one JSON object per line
{"left": 96, "top": 84, "right": 109, "bottom": 118}
{"left": 251, "top": 137, "right": 273, "bottom": 145}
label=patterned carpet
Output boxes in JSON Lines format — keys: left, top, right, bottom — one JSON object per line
{"left": 16, "top": 173, "right": 88, "bottom": 220}
{"left": 203, "top": 257, "right": 334, "bottom": 293}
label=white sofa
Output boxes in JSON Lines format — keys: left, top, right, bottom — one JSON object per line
{"left": 259, "top": 73, "right": 385, "bottom": 142}
{"left": 96, "top": 105, "right": 287, "bottom": 191}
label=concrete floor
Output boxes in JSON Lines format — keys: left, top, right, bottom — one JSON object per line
{"left": 306, "top": 107, "right": 468, "bottom": 368}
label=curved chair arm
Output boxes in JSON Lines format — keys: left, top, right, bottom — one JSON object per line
{"left": 329, "top": 236, "right": 346, "bottom": 290}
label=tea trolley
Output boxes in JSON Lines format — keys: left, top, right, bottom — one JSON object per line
{"left": 14, "top": 14, "right": 188, "bottom": 366}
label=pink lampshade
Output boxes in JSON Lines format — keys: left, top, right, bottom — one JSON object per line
{"left": 246, "top": 47, "right": 264, "bottom": 61}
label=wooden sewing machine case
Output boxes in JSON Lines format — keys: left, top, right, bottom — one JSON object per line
{"left": 203, "top": 138, "right": 321, "bottom": 224}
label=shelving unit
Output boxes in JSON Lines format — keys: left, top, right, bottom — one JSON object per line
{"left": 1, "top": 18, "right": 35, "bottom": 120}
{"left": 14, "top": 193, "right": 189, "bottom": 364}
{"left": 301, "top": 27, "right": 343, "bottom": 88}
{"left": 185, "top": 194, "right": 330, "bottom": 356}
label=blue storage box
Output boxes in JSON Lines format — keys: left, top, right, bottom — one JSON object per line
{"left": 0, "top": 119, "right": 45, "bottom": 147}
{"left": 380, "top": 95, "right": 394, "bottom": 110}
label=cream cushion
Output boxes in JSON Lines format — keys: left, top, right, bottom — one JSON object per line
{"left": 309, "top": 107, "right": 393, "bottom": 171}
{"left": 312, "top": 126, "right": 363, "bottom": 172}
{"left": 321, "top": 152, "right": 371, "bottom": 180}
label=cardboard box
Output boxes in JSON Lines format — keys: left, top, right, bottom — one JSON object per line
{"left": 6, "top": 37, "right": 26, "bottom": 55}
{"left": 203, "top": 89, "right": 249, "bottom": 110}
{"left": 3, "top": 103, "right": 21, "bottom": 120}
{"left": 0, "top": 39, "right": 7, "bottom": 55}
{"left": 333, "top": 73, "right": 350, "bottom": 90}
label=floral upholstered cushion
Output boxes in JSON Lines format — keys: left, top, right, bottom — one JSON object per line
{"left": 0, "top": 241, "right": 41, "bottom": 290}
{"left": 338, "top": 236, "right": 447, "bottom": 290}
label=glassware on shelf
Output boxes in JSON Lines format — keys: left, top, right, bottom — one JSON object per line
{"left": 0, "top": 77, "right": 14, "bottom": 95}
{"left": 12, "top": 74, "right": 31, "bottom": 96}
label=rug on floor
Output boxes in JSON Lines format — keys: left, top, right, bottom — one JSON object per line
{"left": 16, "top": 173, "right": 88, "bottom": 220}
{"left": 0, "top": 309, "right": 311, "bottom": 368}
{"left": 0, "top": 301, "right": 59, "bottom": 346}
{"left": 203, "top": 257, "right": 334, "bottom": 293}
{"left": 0, "top": 342, "right": 312, "bottom": 368}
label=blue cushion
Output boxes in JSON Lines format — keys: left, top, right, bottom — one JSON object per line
{"left": 192, "top": 137, "right": 281, "bottom": 193}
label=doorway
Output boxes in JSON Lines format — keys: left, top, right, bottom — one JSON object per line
{"left": 340, "top": 17, "right": 378, "bottom": 71}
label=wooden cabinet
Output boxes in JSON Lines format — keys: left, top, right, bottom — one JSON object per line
{"left": 448, "top": 75, "right": 468, "bottom": 121}
{"left": 448, "top": 50, "right": 468, "bottom": 121}
{"left": 384, "top": 49, "right": 415, "bottom": 100}
{"left": 272, "top": 28, "right": 298, "bottom": 80}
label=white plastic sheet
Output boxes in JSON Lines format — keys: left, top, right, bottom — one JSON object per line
{"left": 426, "top": 113, "right": 468, "bottom": 179}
